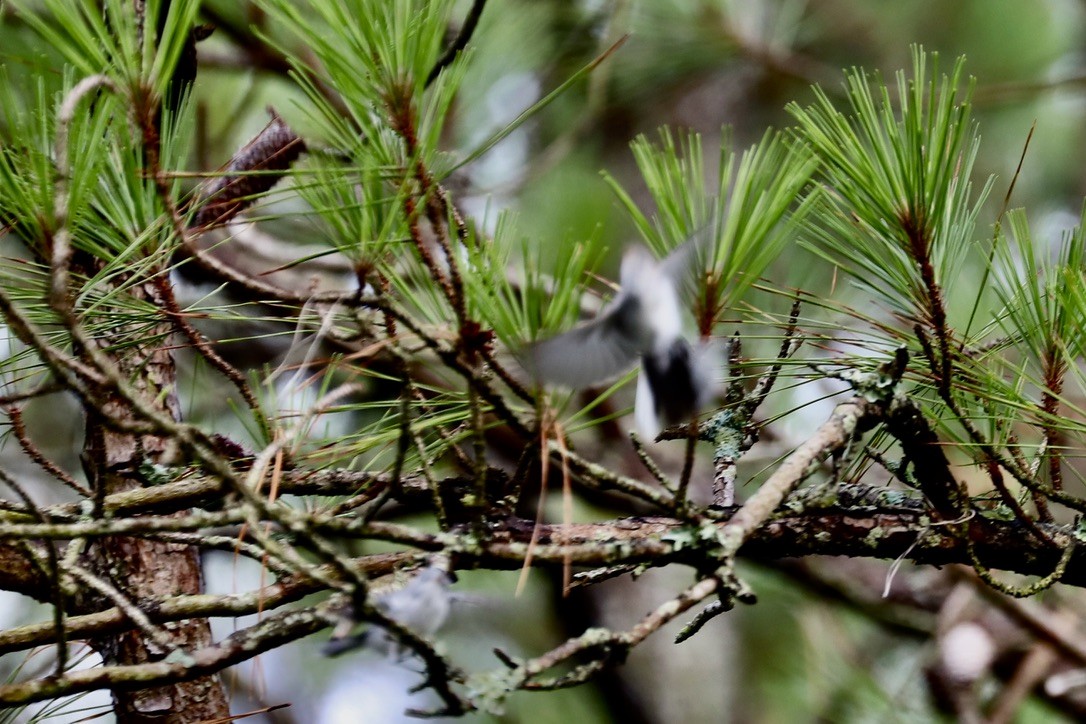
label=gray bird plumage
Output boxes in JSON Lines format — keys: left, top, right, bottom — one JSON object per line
{"left": 528, "top": 293, "right": 646, "bottom": 389}
{"left": 323, "top": 566, "right": 453, "bottom": 659}
{"left": 526, "top": 233, "right": 724, "bottom": 437}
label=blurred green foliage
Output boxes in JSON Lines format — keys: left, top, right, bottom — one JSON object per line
{"left": 2, "top": 0, "right": 1086, "bottom": 721}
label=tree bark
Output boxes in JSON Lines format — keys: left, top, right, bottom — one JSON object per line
{"left": 82, "top": 279, "right": 229, "bottom": 722}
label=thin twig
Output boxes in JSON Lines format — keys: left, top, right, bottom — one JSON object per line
{"left": 426, "top": 0, "right": 488, "bottom": 87}
{"left": 5, "top": 405, "right": 90, "bottom": 497}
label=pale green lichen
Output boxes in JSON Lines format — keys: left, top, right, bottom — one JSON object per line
{"left": 661, "top": 529, "right": 696, "bottom": 552}
{"left": 579, "top": 626, "right": 615, "bottom": 644}
{"left": 466, "top": 628, "right": 617, "bottom": 715}
{"left": 609, "top": 539, "right": 635, "bottom": 562}
{"left": 864, "top": 525, "right": 889, "bottom": 544}
{"left": 163, "top": 649, "right": 196, "bottom": 667}
{"left": 699, "top": 408, "right": 741, "bottom": 444}
{"left": 877, "top": 489, "right": 913, "bottom": 507}
{"left": 138, "top": 461, "right": 175, "bottom": 486}
{"left": 464, "top": 669, "right": 514, "bottom": 716}
{"left": 696, "top": 519, "right": 719, "bottom": 540}
{"left": 435, "top": 530, "right": 483, "bottom": 556}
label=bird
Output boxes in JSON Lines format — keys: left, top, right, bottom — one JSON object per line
{"left": 323, "top": 565, "right": 454, "bottom": 659}
{"left": 525, "top": 236, "right": 723, "bottom": 438}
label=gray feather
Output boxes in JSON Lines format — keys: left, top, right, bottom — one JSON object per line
{"left": 526, "top": 294, "right": 646, "bottom": 387}
{"left": 525, "top": 229, "right": 716, "bottom": 396}
{"left": 658, "top": 225, "right": 713, "bottom": 290}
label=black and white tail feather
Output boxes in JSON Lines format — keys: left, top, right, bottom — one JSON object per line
{"left": 526, "top": 234, "right": 726, "bottom": 438}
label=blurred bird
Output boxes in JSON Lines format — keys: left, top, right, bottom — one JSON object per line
{"left": 526, "top": 238, "right": 723, "bottom": 438}
{"left": 323, "top": 565, "right": 453, "bottom": 659}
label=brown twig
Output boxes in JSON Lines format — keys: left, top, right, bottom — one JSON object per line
{"left": 5, "top": 405, "right": 90, "bottom": 497}
{"left": 152, "top": 274, "right": 266, "bottom": 427}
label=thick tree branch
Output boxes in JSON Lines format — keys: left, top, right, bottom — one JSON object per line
{"left": 0, "top": 602, "right": 333, "bottom": 707}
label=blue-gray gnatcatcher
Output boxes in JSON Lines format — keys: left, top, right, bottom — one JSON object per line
{"left": 324, "top": 566, "right": 454, "bottom": 659}
{"left": 526, "top": 238, "right": 722, "bottom": 438}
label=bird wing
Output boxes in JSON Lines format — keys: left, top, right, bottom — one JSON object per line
{"left": 658, "top": 225, "right": 713, "bottom": 291}
{"left": 525, "top": 294, "right": 644, "bottom": 388}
